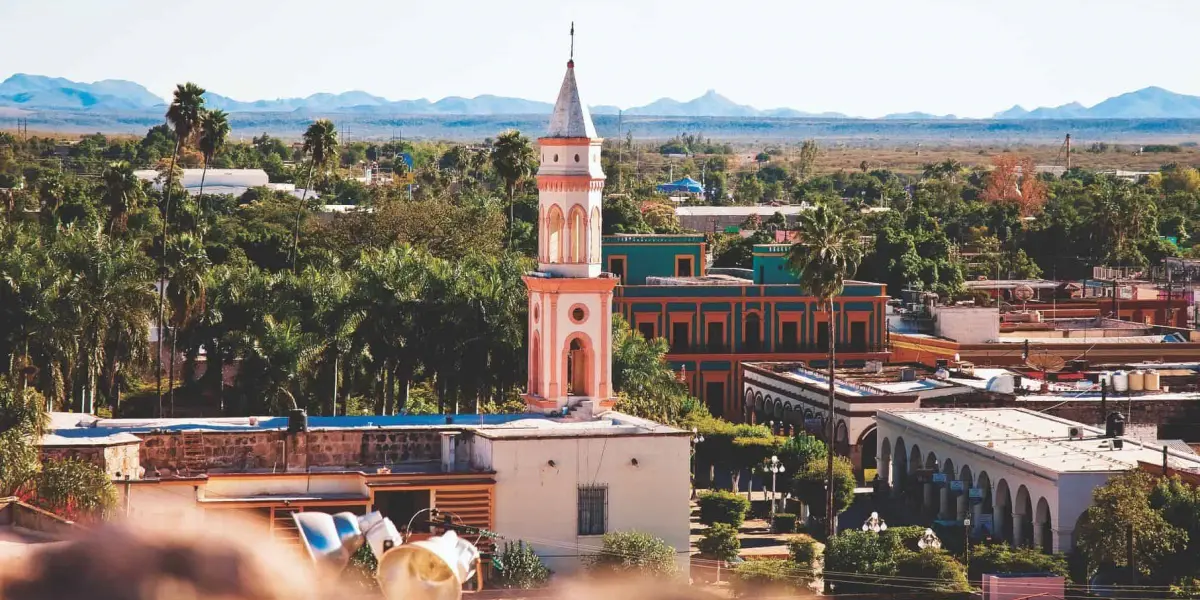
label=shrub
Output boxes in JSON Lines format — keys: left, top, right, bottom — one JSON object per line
{"left": 731, "top": 559, "right": 809, "bottom": 597}
{"left": 788, "top": 534, "right": 820, "bottom": 569}
{"left": 494, "top": 541, "right": 551, "bottom": 589}
{"left": 772, "top": 513, "right": 798, "bottom": 533}
{"left": 587, "top": 531, "right": 678, "bottom": 577}
{"left": 698, "top": 490, "right": 750, "bottom": 528}
{"left": 968, "top": 543, "right": 1068, "bottom": 583}
{"left": 823, "top": 530, "right": 900, "bottom": 594}
{"left": 697, "top": 523, "right": 740, "bottom": 561}
{"left": 895, "top": 549, "right": 970, "bottom": 593}
{"left": 885, "top": 525, "right": 930, "bottom": 552}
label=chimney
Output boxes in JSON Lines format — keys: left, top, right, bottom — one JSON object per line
{"left": 440, "top": 431, "right": 459, "bottom": 473}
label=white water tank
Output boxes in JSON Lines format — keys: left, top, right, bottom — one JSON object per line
{"left": 1145, "top": 370, "right": 1161, "bottom": 392}
{"left": 986, "top": 375, "right": 1015, "bottom": 394}
{"left": 1112, "top": 371, "right": 1129, "bottom": 393}
{"left": 1129, "top": 370, "right": 1145, "bottom": 392}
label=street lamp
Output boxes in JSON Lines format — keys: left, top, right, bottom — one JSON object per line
{"left": 691, "top": 427, "right": 704, "bottom": 499}
{"left": 917, "top": 528, "right": 942, "bottom": 550}
{"left": 964, "top": 517, "right": 972, "bottom": 580}
{"left": 862, "top": 511, "right": 887, "bottom": 533}
{"left": 766, "top": 455, "right": 785, "bottom": 517}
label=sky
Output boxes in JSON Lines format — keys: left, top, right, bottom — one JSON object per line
{"left": 2, "top": 0, "right": 1199, "bottom": 118}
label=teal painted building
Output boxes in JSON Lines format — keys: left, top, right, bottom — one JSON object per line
{"left": 603, "top": 234, "right": 889, "bottom": 421}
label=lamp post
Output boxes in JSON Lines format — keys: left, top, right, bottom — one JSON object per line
{"left": 964, "top": 517, "right": 972, "bottom": 581}
{"left": 862, "top": 511, "right": 887, "bottom": 533}
{"left": 766, "top": 455, "right": 785, "bottom": 517}
{"left": 917, "top": 528, "right": 942, "bottom": 550}
{"left": 691, "top": 427, "right": 704, "bottom": 499}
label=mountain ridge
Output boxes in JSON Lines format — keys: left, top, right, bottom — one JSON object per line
{"left": 7, "top": 74, "right": 1200, "bottom": 120}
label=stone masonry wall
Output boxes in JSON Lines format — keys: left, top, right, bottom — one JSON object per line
{"left": 137, "top": 429, "right": 442, "bottom": 475}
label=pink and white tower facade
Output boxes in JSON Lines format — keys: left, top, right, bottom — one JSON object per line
{"left": 523, "top": 51, "right": 616, "bottom": 415}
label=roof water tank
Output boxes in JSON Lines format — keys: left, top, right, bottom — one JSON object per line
{"left": 1145, "top": 370, "right": 1161, "bottom": 392}
{"left": 1129, "top": 370, "right": 1145, "bottom": 392}
{"left": 1112, "top": 371, "right": 1129, "bottom": 393}
{"left": 986, "top": 375, "right": 1015, "bottom": 394}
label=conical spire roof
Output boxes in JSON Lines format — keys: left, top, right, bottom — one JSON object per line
{"left": 545, "top": 61, "right": 597, "bottom": 139}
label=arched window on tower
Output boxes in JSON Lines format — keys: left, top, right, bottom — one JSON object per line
{"left": 547, "top": 205, "right": 564, "bottom": 263}
{"left": 590, "top": 207, "right": 601, "bottom": 263}
{"left": 565, "top": 336, "right": 593, "bottom": 397}
{"left": 568, "top": 205, "right": 586, "bottom": 263}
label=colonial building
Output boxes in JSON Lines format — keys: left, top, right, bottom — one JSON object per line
{"left": 603, "top": 235, "right": 890, "bottom": 420}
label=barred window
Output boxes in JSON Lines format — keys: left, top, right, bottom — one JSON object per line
{"left": 577, "top": 485, "right": 608, "bottom": 536}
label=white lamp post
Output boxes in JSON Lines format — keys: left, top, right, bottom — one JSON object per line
{"left": 862, "top": 511, "right": 888, "bottom": 533}
{"left": 691, "top": 427, "right": 704, "bottom": 499}
{"left": 766, "top": 455, "right": 785, "bottom": 517}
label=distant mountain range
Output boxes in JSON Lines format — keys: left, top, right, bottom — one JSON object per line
{"left": 993, "top": 86, "right": 1200, "bottom": 119}
{"left": 7, "top": 74, "right": 1200, "bottom": 120}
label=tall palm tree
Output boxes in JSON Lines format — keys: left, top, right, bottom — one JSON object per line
{"left": 491, "top": 130, "right": 537, "bottom": 247}
{"left": 786, "top": 203, "right": 863, "bottom": 540}
{"left": 291, "top": 119, "right": 338, "bottom": 272}
{"left": 100, "top": 161, "right": 144, "bottom": 236}
{"left": 196, "top": 109, "right": 231, "bottom": 217}
{"left": 157, "top": 82, "right": 206, "bottom": 414}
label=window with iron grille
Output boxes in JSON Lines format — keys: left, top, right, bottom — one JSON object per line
{"left": 577, "top": 485, "right": 608, "bottom": 536}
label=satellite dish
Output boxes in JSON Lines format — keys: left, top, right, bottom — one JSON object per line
{"left": 1026, "top": 352, "right": 1067, "bottom": 373}
{"left": 1013, "top": 285, "right": 1035, "bottom": 303}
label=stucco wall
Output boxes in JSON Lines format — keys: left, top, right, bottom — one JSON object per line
{"left": 935, "top": 307, "right": 1000, "bottom": 344}
{"left": 483, "top": 434, "right": 691, "bottom": 575}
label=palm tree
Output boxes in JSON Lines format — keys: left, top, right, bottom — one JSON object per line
{"left": 786, "top": 203, "right": 863, "bottom": 540}
{"left": 196, "top": 109, "right": 231, "bottom": 217}
{"left": 165, "top": 233, "right": 210, "bottom": 415}
{"left": 100, "top": 161, "right": 144, "bottom": 236}
{"left": 157, "top": 82, "right": 206, "bottom": 413}
{"left": 291, "top": 119, "right": 338, "bottom": 272}
{"left": 491, "top": 130, "right": 537, "bottom": 247}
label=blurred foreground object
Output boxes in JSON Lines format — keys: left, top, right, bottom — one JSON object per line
{"left": 294, "top": 510, "right": 480, "bottom": 600}
{"left": 0, "top": 515, "right": 318, "bottom": 600}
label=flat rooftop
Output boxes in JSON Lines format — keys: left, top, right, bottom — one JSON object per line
{"left": 43, "top": 412, "right": 683, "bottom": 442}
{"left": 879, "top": 408, "right": 1200, "bottom": 473}
{"left": 746, "top": 362, "right": 974, "bottom": 398}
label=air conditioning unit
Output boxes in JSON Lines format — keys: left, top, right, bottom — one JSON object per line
{"left": 1068, "top": 426, "right": 1082, "bottom": 439}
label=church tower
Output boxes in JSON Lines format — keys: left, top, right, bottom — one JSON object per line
{"left": 523, "top": 35, "right": 616, "bottom": 415}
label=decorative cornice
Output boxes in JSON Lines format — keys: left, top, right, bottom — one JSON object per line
{"left": 537, "top": 175, "right": 606, "bottom": 193}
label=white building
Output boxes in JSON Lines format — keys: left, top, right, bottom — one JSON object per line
{"left": 875, "top": 407, "right": 1200, "bottom": 553}
{"left": 132, "top": 168, "right": 305, "bottom": 198}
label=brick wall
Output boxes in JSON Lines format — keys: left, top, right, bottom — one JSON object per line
{"left": 137, "top": 429, "right": 442, "bottom": 475}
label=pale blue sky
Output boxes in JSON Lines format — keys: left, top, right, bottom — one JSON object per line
{"left": 1, "top": 0, "right": 1197, "bottom": 117}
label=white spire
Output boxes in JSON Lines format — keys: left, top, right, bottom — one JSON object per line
{"left": 545, "top": 61, "right": 597, "bottom": 139}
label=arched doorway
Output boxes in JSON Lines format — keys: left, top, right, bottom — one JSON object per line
{"left": 994, "top": 479, "right": 1013, "bottom": 546}
{"left": 565, "top": 335, "right": 593, "bottom": 396}
{"left": 1036, "top": 497, "right": 1053, "bottom": 553}
{"left": 860, "top": 427, "right": 878, "bottom": 479}
{"left": 1015, "top": 485, "right": 1034, "bottom": 548}
{"left": 835, "top": 420, "right": 850, "bottom": 457}
{"left": 893, "top": 437, "right": 908, "bottom": 497}
{"left": 924, "top": 451, "right": 939, "bottom": 518}
{"left": 975, "top": 471, "right": 993, "bottom": 536}
{"left": 958, "top": 465, "right": 973, "bottom": 521}
{"left": 940, "top": 458, "right": 956, "bottom": 520}
{"left": 530, "top": 333, "right": 541, "bottom": 395}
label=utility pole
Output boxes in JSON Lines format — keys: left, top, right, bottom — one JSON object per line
{"left": 1065, "top": 133, "right": 1071, "bottom": 171}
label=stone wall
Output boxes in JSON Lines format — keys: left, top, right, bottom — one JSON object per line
{"left": 40, "top": 446, "right": 105, "bottom": 472}
{"left": 137, "top": 429, "right": 442, "bottom": 475}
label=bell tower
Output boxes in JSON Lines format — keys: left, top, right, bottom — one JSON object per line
{"left": 524, "top": 28, "right": 616, "bottom": 415}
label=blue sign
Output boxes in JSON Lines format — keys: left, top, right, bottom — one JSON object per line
{"left": 932, "top": 473, "right": 947, "bottom": 485}
{"left": 969, "top": 488, "right": 984, "bottom": 505}
{"left": 950, "top": 480, "right": 965, "bottom": 494}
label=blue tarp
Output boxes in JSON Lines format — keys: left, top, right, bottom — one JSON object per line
{"left": 657, "top": 177, "right": 704, "bottom": 194}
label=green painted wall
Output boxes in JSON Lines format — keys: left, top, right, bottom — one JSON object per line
{"left": 602, "top": 235, "right": 705, "bottom": 285}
